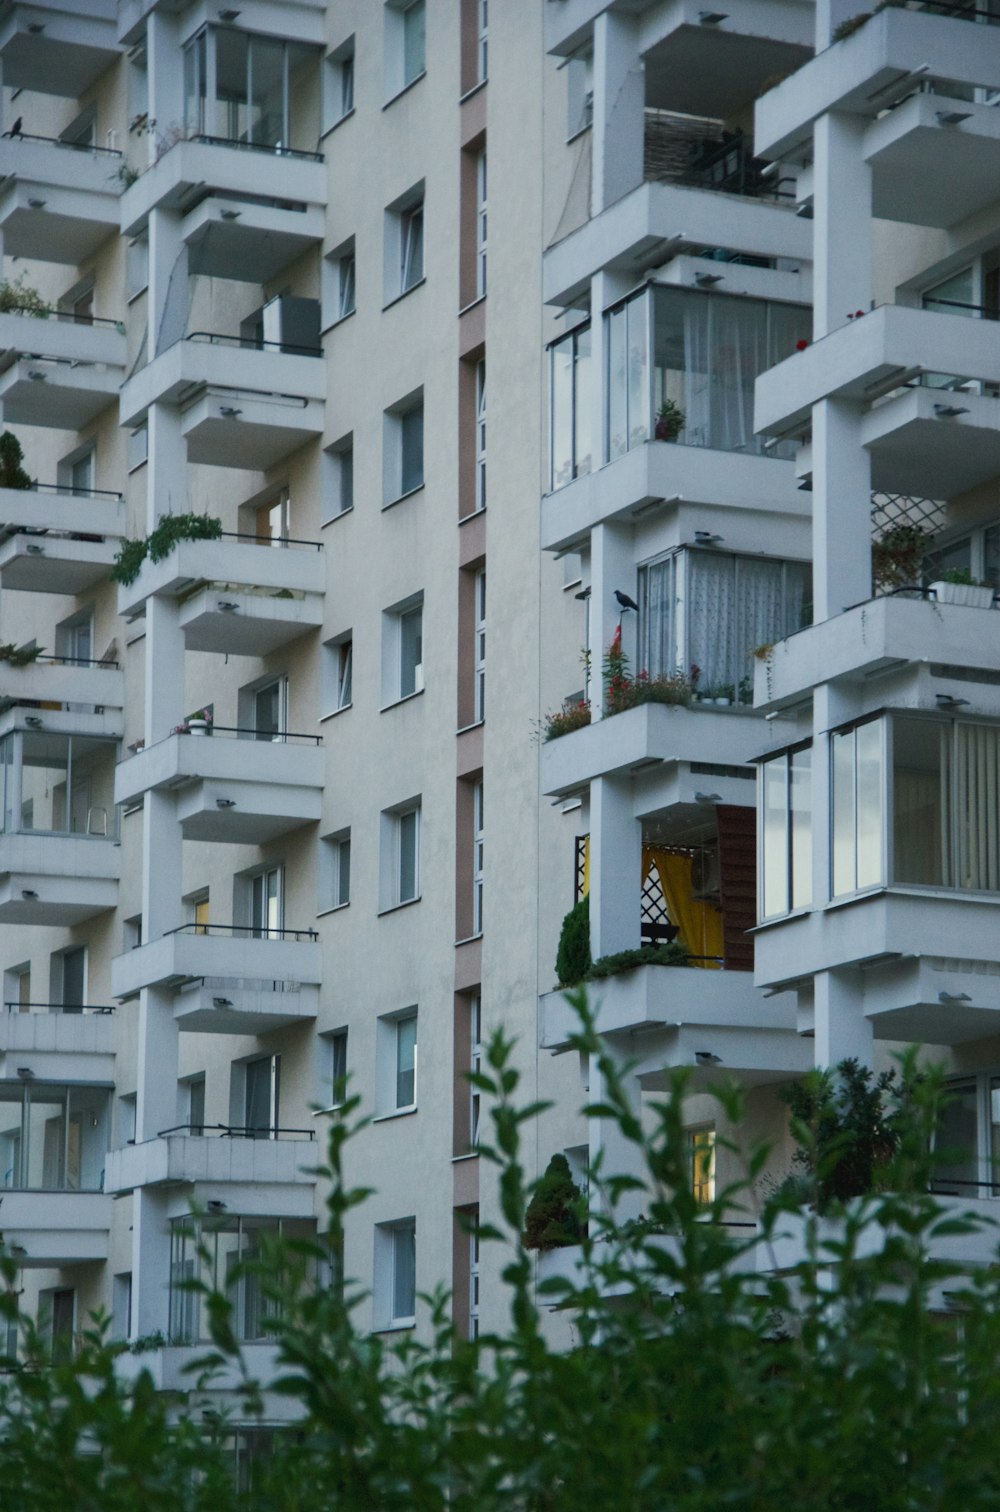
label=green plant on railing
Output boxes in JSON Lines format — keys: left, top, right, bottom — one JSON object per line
{"left": 0, "top": 642, "right": 43, "bottom": 667}
{"left": 586, "top": 941, "right": 689, "bottom": 980}
{"left": 872, "top": 523, "right": 932, "bottom": 593}
{"left": 0, "top": 431, "right": 33, "bottom": 490}
{"left": 0, "top": 275, "right": 50, "bottom": 318}
{"left": 541, "top": 699, "right": 591, "bottom": 742}
{"left": 555, "top": 897, "right": 591, "bottom": 987}
{"left": 604, "top": 626, "right": 691, "bottom": 714}
{"left": 111, "top": 513, "right": 223, "bottom": 586}
{"left": 832, "top": 12, "right": 873, "bottom": 39}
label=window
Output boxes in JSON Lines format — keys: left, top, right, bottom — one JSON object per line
{"left": 254, "top": 488, "right": 290, "bottom": 545}
{"left": 185, "top": 1075, "right": 206, "bottom": 1136}
{"left": 4, "top": 964, "right": 30, "bottom": 1014}
{"left": 472, "top": 781, "right": 484, "bottom": 935}
{"left": 337, "top": 640, "right": 353, "bottom": 709}
{"left": 127, "top": 425, "right": 148, "bottom": 470}
{"left": 395, "top": 1012, "right": 417, "bottom": 1108}
{"left": 375, "top": 1218, "right": 416, "bottom": 1329}
{"left": 384, "top": 393, "right": 424, "bottom": 503}
{"left": 566, "top": 57, "right": 593, "bottom": 138}
{"left": 381, "top": 800, "right": 421, "bottom": 909}
{"left": 324, "top": 38, "right": 355, "bottom": 129}
{"left": 637, "top": 549, "right": 810, "bottom": 705}
{"left": 469, "top": 1223, "right": 480, "bottom": 1338}
{"left": 548, "top": 323, "right": 591, "bottom": 491}
{"left": 329, "top": 1030, "right": 348, "bottom": 1105}
{"left": 388, "top": 0, "right": 426, "bottom": 89}
{"left": 253, "top": 678, "right": 287, "bottom": 741}
{"left": 339, "top": 252, "right": 356, "bottom": 318}
{"left": 475, "top": 361, "right": 486, "bottom": 510}
{"left": 469, "top": 994, "right": 482, "bottom": 1148}
{"left": 474, "top": 568, "right": 486, "bottom": 722}
{"left": 325, "top": 435, "right": 354, "bottom": 519}
{"left": 244, "top": 1054, "right": 281, "bottom": 1137}
{"left": 118, "top": 1093, "right": 136, "bottom": 1147}
{"left": 169, "top": 1216, "right": 309, "bottom": 1345}
{"left": 475, "top": 150, "right": 487, "bottom": 297}
{"left": 326, "top": 242, "right": 357, "bottom": 325}
{"left": 759, "top": 745, "right": 813, "bottom": 920}
{"left": 382, "top": 596, "right": 423, "bottom": 703}
{"left": 477, "top": 0, "right": 488, "bottom": 83}
{"left": 0, "top": 730, "right": 119, "bottom": 840}
{"left": 59, "top": 946, "right": 86, "bottom": 1010}
{"left": 341, "top": 51, "right": 355, "bottom": 115}
{"left": 59, "top": 443, "right": 95, "bottom": 496}
{"left": 183, "top": 25, "right": 317, "bottom": 152}
{"left": 112, "top": 1274, "right": 132, "bottom": 1341}
{"left": 126, "top": 236, "right": 148, "bottom": 300}
{"left": 192, "top": 894, "right": 210, "bottom": 936}
{"left": 401, "top": 202, "right": 424, "bottom": 292}
{"left": 832, "top": 719, "right": 885, "bottom": 897}
{"left": 47, "top": 1288, "right": 75, "bottom": 1364}
{"left": 0, "top": 1083, "right": 111, "bottom": 1190}
{"left": 247, "top": 865, "right": 284, "bottom": 938}
{"left": 322, "top": 829, "right": 351, "bottom": 909}
{"left": 688, "top": 1127, "right": 716, "bottom": 1204}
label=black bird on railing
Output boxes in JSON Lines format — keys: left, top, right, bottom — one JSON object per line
{"left": 614, "top": 589, "right": 639, "bottom": 613}
{"left": 7, "top": 118, "right": 21, "bottom": 138}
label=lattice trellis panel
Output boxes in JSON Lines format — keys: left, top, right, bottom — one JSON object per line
{"left": 870, "top": 491, "right": 946, "bottom": 541}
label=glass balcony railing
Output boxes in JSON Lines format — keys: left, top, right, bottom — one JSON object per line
{"left": 0, "top": 1081, "right": 111, "bottom": 1191}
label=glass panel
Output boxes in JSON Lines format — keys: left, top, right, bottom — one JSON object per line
{"left": 337, "top": 838, "right": 351, "bottom": 906}
{"left": 215, "top": 28, "right": 250, "bottom": 142}
{"left": 396, "top": 1016, "right": 417, "bottom": 1107}
{"left": 400, "top": 608, "right": 422, "bottom": 697}
{"left": 403, "top": 1, "right": 426, "bottom": 84}
{"left": 954, "top": 721, "right": 1000, "bottom": 891}
{"left": 790, "top": 747, "right": 812, "bottom": 911}
{"left": 607, "top": 305, "right": 627, "bottom": 462}
{"left": 856, "top": 719, "right": 884, "bottom": 890}
{"left": 401, "top": 407, "right": 424, "bottom": 492}
{"left": 248, "top": 34, "right": 285, "bottom": 146}
{"left": 183, "top": 31, "right": 207, "bottom": 135}
{"left": 245, "top": 1057, "right": 275, "bottom": 1135}
{"left": 892, "top": 717, "right": 946, "bottom": 885}
{"left": 761, "top": 756, "right": 789, "bottom": 919}
{"left": 254, "top": 682, "right": 282, "bottom": 740}
{"left": 398, "top": 810, "right": 418, "bottom": 901}
{"left": 21, "top": 731, "right": 69, "bottom": 834}
{"left": 626, "top": 294, "right": 649, "bottom": 450}
{"left": 392, "top": 1222, "right": 416, "bottom": 1318}
{"left": 935, "top": 1079, "right": 979, "bottom": 1193}
{"left": 25, "top": 1088, "right": 67, "bottom": 1189}
{"left": 574, "top": 326, "right": 591, "bottom": 479}
{"left": 832, "top": 730, "right": 857, "bottom": 897}
{"left": 62, "top": 948, "right": 85, "bottom": 1010}
{"left": 924, "top": 534, "right": 973, "bottom": 584}
{"left": 68, "top": 1085, "right": 109, "bottom": 1190}
{"left": 189, "top": 1078, "right": 205, "bottom": 1136}
{"left": 550, "top": 335, "right": 573, "bottom": 491}
{"left": 0, "top": 1088, "right": 23, "bottom": 1188}
{"left": 990, "top": 1079, "right": 1000, "bottom": 1194}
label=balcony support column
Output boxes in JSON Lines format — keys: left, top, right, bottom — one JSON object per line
{"left": 814, "top": 967, "right": 873, "bottom": 1069}
{"left": 590, "top": 518, "right": 636, "bottom": 717}
{"left": 130, "top": 1187, "right": 171, "bottom": 1341}
{"left": 812, "top": 398, "right": 871, "bottom": 621}
{"left": 588, "top": 1039, "right": 647, "bottom": 1225}
{"left": 589, "top": 774, "right": 641, "bottom": 959}
{"left": 813, "top": 112, "right": 871, "bottom": 340}
{"left": 146, "top": 12, "right": 185, "bottom": 170}
{"left": 591, "top": 12, "right": 644, "bottom": 217}
{"left": 146, "top": 402, "right": 187, "bottom": 527}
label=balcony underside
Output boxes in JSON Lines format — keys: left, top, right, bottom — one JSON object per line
{"left": 0, "top": 533, "right": 117, "bottom": 595}
{"left": 0, "top": 661, "right": 123, "bottom": 713}
{"left": 179, "top": 584, "right": 323, "bottom": 655}
{"left": 862, "top": 387, "right": 1000, "bottom": 500}
{"left": 867, "top": 93, "right": 1000, "bottom": 229}
{"left": 0, "top": 832, "right": 118, "bottom": 924}
{"left": 0, "top": 1190, "right": 111, "bottom": 1266}
{"left": 112, "top": 931, "right": 322, "bottom": 999}
{"left": 0, "top": 4, "right": 119, "bottom": 98}
{"left": 105, "top": 1134, "right": 317, "bottom": 1200}
{"left": 0, "top": 180, "right": 119, "bottom": 264}
{"left": 0, "top": 1009, "right": 116, "bottom": 1082}
{"left": 0, "top": 357, "right": 120, "bottom": 429}
{"left": 186, "top": 197, "right": 326, "bottom": 284}
{"left": 117, "top": 534, "right": 324, "bottom": 619}
{"left": 173, "top": 981, "right": 319, "bottom": 1035}
{"left": 119, "top": 137, "right": 326, "bottom": 237}
{"left": 0, "top": 485, "right": 124, "bottom": 538}
{"left": 181, "top": 389, "right": 325, "bottom": 469}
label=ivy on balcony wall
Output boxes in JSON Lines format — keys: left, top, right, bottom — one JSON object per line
{"left": 111, "top": 513, "right": 223, "bottom": 586}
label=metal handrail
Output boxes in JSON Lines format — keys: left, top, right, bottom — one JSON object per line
{"left": 186, "top": 330, "right": 322, "bottom": 358}
{"left": 217, "top": 529, "right": 322, "bottom": 551}
{"left": 35, "top": 653, "right": 119, "bottom": 669}
{"left": 1, "top": 482, "right": 124, "bottom": 501}
{"left": 164, "top": 921, "right": 319, "bottom": 942}
{"left": 130, "top": 723, "right": 322, "bottom": 750}
{"left": 191, "top": 132, "right": 323, "bottom": 163}
{"left": 2, "top": 129, "right": 122, "bottom": 158}
{"left": 156, "top": 1121, "right": 316, "bottom": 1140}
{"left": 4, "top": 1000, "right": 115, "bottom": 1014}
{"left": 900, "top": 0, "right": 1000, "bottom": 21}
{"left": 921, "top": 296, "right": 1000, "bottom": 317}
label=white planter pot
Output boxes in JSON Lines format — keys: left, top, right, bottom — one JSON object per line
{"left": 932, "top": 581, "right": 995, "bottom": 609}
{"left": 188, "top": 720, "right": 209, "bottom": 736}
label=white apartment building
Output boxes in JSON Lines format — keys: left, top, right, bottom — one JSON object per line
{"left": 3, "top": 0, "right": 1000, "bottom": 1423}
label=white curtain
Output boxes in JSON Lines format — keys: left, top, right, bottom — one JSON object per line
{"left": 637, "top": 555, "right": 678, "bottom": 679}
{"left": 956, "top": 722, "right": 1000, "bottom": 890}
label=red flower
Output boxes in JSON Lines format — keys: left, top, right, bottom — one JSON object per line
{"left": 795, "top": 338, "right": 809, "bottom": 351}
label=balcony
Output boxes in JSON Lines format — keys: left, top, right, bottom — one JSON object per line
{"left": 0, "top": 832, "right": 117, "bottom": 924}
{"left": 544, "top": 165, "right": 809, "bottom": 310}
{"left": 0, "top": 311, "right": 124, "bottom": 429}
{"left": 754, "top": 595, "right": 1000, "bottom": 711}
{"left": 542, "top": 436, "right": 805, "bottom": 554}
{"left": 120, "top": 137, "right": 325, "bottom": 282}
{"left": 105, "top": 1126, "right": 317, "bottom": 1202}
{"left": 0, "top": 1190, "right": 111, "bottom": 1267}
{"left": 115, "top": 727, "right": 323, "bottom": 844}
{"left": 111, "top": 922, "right": 321, "bottom": 1001}
{"left": 0, "top": 1002, "right": 116, "bottom": 1082}
{"left": 0, "top": 483, "right": 124, "bottom": 595}
{"left": 116, "top": 531, "right": 324, "bottom": 649}
{"left": 541, "top": 701, "right": 760, "bottom": 801}
{"left": 115, "top": 1342, "right": 284, "bottom": 1396}
{"left": 0, "top": 1, "right": 119, "bottom": 99}
{"left": 755, "top": 305, "right": 1000, "bottom": 476}
{"left": 172, "top": 979, "right": 318, "bottom": 1036}
{"left": 865, "top": 90, "right": 1000, "bottom": 229}
{"left": 0, "top": 133, "right": 122, "bottom": 263}
{"left": 757, "top": 4, "right": 1000, "bottom": 162}
{"left": 120, "top": 332, "right": 324, "bottom": 471}
{"left": 0, "top": 654, "right": 122, "bottom": 717}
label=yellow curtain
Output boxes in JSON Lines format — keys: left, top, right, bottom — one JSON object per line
{"left": 643, "top": 847, "right": 724, "bottom": 970}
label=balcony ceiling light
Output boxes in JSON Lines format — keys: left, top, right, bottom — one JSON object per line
{"left": 24, "top": 716, "right": 42, "bottom": 727}
{"left": 694, "top": 271, "right": 723, "bottom": 287}
{"left": 212, "top": 997, "right": 233, "bottom": 1008}
{"left": 219, "top": 405, "right": 242, "bottom": 418}
{"left": 698, "top": 11, "right": 728, "bottom": 23}
{"left": 26, "top": 21, "right": 44, "bottom": 32}
{"left": 933, "top": 404, "right": 969, "bottom": 418}
{"left": 27, "top": 198, "right": 46, "bottom": 210}
{"left": 16, "top": 1066, "right": 34, "bottom": 1079}
{"left": 217, "top": 600, "right": 239, "bottom": 612}
{"left": 694, "top": 792, "right": 722, "bottom": 804}
{"left": 27, "top": 371, "right": 46, "bottom": 382}
{"left": 695, "top": 1050, "right": 723, "bottom": 1064}
{"left": 208, "top": 1198, "right": 227, "bottom": 1210}
{"left": 936, "top": 111, "right": 972, "bottom": 126}
{"left": 218, "top": 8, "right": 240, "bottom": 19}
{"left": 939, "top": 991, "right": 972, "bottom": 1004}
{"left": 936, "top": 693, "right": 970, "bottom": 709}
{"left": 220, "top": 208, "right": 241, "bottom": 221}
{"left": 215, "top": 797, "right": 236, "bottom": 808}
{"left": 20, "top": 890, "right": 37, "bottom": 900}
{"left": 25, "top": 544, "right": 44, "bottom": 555}
{"left": 695, "top": 530, "right": 724, "bottom": 545}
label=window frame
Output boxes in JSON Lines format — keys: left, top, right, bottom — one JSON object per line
{"left": 400, "top": 202, "right": 424, "bottom": 294}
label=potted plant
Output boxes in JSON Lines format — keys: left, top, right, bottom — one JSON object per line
{"left": 186, "top": 708, "right": 213, "bottom": 735}
{"left": 872, "top": 523, "right": 931, "bottom": 595}
{"left": 654, "top": 398, "right": 685, "bottom": 442}
{"left": 714, "top": 684, "right": 734, "bottom": 707}
{"left": 931, "top": 567, "right": 995, "bottom": 610}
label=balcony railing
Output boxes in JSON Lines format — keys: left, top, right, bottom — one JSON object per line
{"left": 188, "top": 132, "right": 323, "bottom": 164}
{"left": 127, "top": 723, "right": 323, "bottom": 753}
{"left": 164, "top": 921, "right": 319, "bottom": 943}
{"left": 5, "top": 483, "right": 123, "bottom": 502}
{"left": 887, "top": 0, "right": 1000, "bottom": 21}
{"left": 186, "top": 330, "right": 322, "bottom": 358}
{"left": 644, "top": 115, "right": 794, "bottom": 203}
{"left": 155, "top": 1122, "right": 316, "bottom": 1141}
{"left": 2, "top": 130, "right": 122, "bottom": 159}
{"left": 217, "top": 529, "right": 323, "bottom": 551}
{"left": 4, "top": 1001, "right": 115, "bottom": 1015}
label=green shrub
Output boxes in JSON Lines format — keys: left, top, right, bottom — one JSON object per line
{"left": 0, "top": 275, "right": 50, "bottom": 317}
{"left": 586, "top": 940, "right": 688, "bottom": 980}
{"left": 111, "top": 514, "right": 223, "bottom": 587}
{"left": 0, "top": 431, "right": 33, "bottom": 490}
{"left": 555, "top": 897, "right": 591, "bottom": 986}
{"left": 523, "top": 1152, "right": 584, "bottom": 1251}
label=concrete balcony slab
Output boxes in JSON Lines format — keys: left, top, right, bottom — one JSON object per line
{"left": 0, "top": 136, "right": 121, "bottom": 262}
{"left": 766, "top": 1195, "right": 1000, "bottom": 1274}
{"left": 119, "top": 137, "right": 326, "bottom": 237}
{"left": 755, "top": 890, "right": 1000, "bottom": 1000}
{"left": 0, "top": 2, "right": 119, "bottom": 98}
{"left": 0, "top": 310, "right": 124, "bottom": 367}
{"left": 172, "top": 980, "right": 319, "bottom": 1036}
{"left": 0, "top": 354, "right": 121, "bottom": 428}
{"left": 541, "top": 960, "right": 796, "bottom": 1042}
{"left": 755, "top": 305, "right": 1000, "bottom": 439}
{"left": 756, "top": 7, "right": 1000, "bottom": 161}
{"left": 0, "top": 831, "right": 118, "bottom": 925}
{"left": 0, "top": 1006, "right": 116, "bottom": 1081}
{"left": 0, "top": 485, "right": 124, "bottom": 538}
{"left": 544, "top": 178, "right": 810, "bottom": 308}
{"left": 866, "top": 91, "right": 1000, "bottom": 229}
{"left": 115, "top": 1343, "right": 288, "bottom": 1397}
{"left": 116, "top": 534, "right": 324, "bottom": 621}
{"left": 0, "top": 1190, "right": 111, "bottom": 1267}
{"left": 754, "top": 597, "right": 1000, "bottom": 711}
{"left": 541, "top": 441, "right": 805, "bottom": 554}
{"left": 182, "top": 196, "right": 325, "bottom": 285}
{"left": 0, "top": 657, "right": 122, "bottom": 711}
{"left": 541, "top": 701, "right": 759, "bottom": 798}
{"left": 178, "top": 582, "right": 324, "bottom": 655}
{"left": 0, "top": 532, "right": 118, "bottom": 595}
{"left": 862, "top": 386, "right": 1000, "bottom": 500}
{"left": 105, "top": 1133, "right": 317, "bottom": 1198}
{"left": 112, "top": 929, "right": 321, "bottom": 1000}
{"left": 858, "top": 956, "right": 1000, "bottom": 1047}
{"left": 115, "top": 732, "right": 323, "bottom": 844}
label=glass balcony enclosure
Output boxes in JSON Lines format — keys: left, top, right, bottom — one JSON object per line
{"left": 637, "top": 548, "right": 809, "bottom": 702}
{"left": 549, "top": 323, "right": 591, "bottom": 491}
{"left": 607, "top": 285, "right": 809, "bottom": 464}
{"left": 183, "top": 26, "right": 318, "bottom": 153}
{"left": 759, "top": 746, "right": 812, "bottom": 921}
{"left": 168, "top": 1214, "right": 315, "bottom": 1345}
{"left": 0, "top": 731, "right": 118, "bottom": 839}
{"left": 0, "top": 1081, "right": 110, "bottom": 1191}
